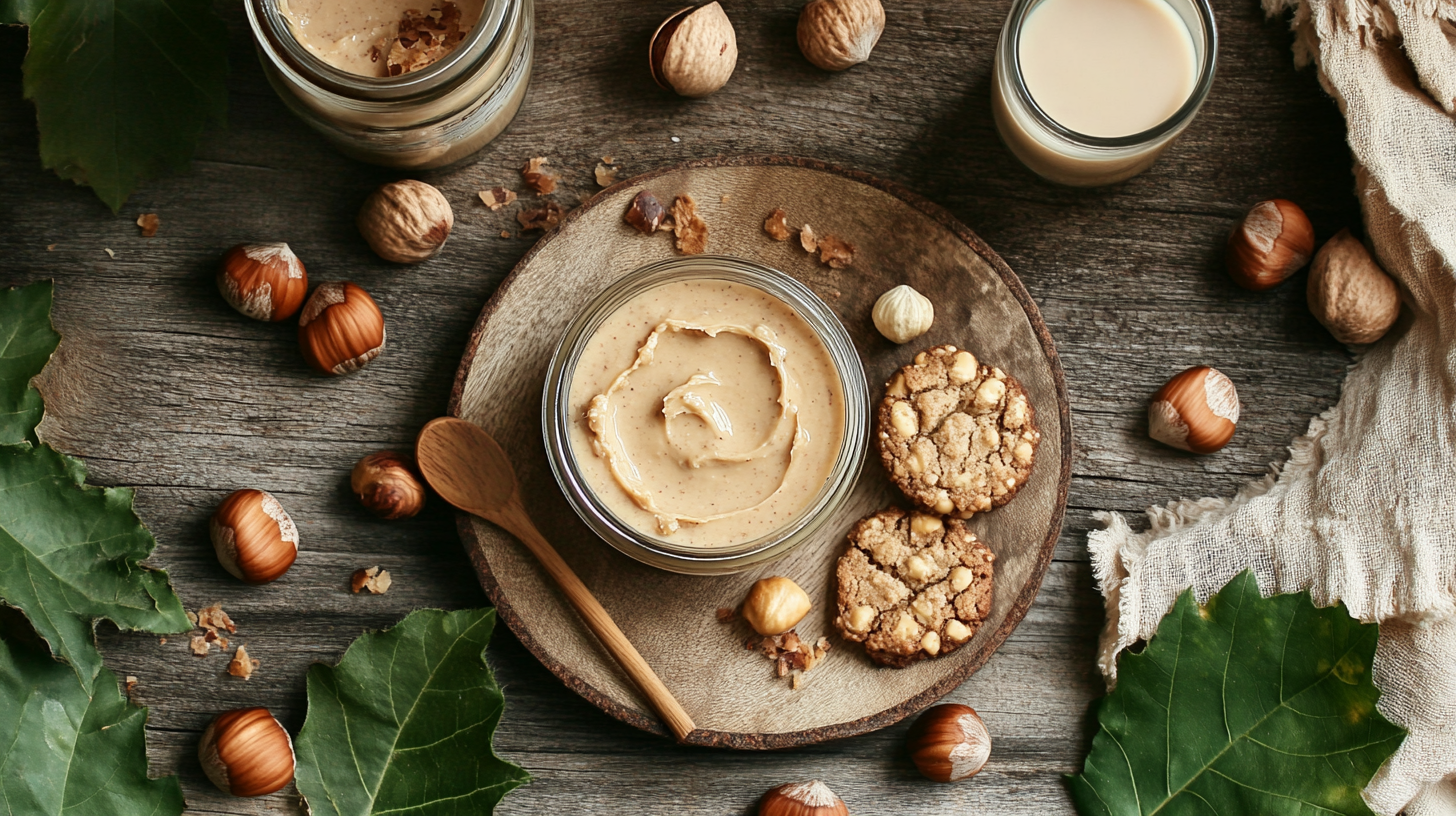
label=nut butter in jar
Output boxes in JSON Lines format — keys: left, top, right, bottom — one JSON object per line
{"left": 246, "top": 0, "right": 532, "bottom": 169}
{"left": 543, "top": 257, "right": 869, "bottom": 576}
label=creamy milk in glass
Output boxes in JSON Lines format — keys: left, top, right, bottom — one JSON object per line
{"left": 992, "top": 0, "right": 1215, "bottom": 185}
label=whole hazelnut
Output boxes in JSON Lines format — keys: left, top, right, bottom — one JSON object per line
{"left": 758, "top": 780, "right": 849, "bottom": 816}
{"left": 1226, "top": 199, "right": 1315, "bottom": 291}
{"left": 1148, "top": 366, "right": 1240, "bottom": 454}
{"left": 649, "top": 3, "right": 738, "bottom": 98}
{"left": 1307, "top": 228, "right": 1400, "bottom": 345}
{"left": 741, "top": 576, "right": 812, "bottom": 636}
{"left": 906, "top": 703, "right": 991, "bottom": 782}
{"left": 358, "top": 180, "right": 454, "bottom": 264}
{"left": 217, "top": 243, "right": 308, "bottom": 321}
{"left": 199, "top": 707, "right": 295, "bottom": 797}
{"left": 351, "top": 451, "right": 426, "bottom": 520}
{"left": 797, "top": 0, "right": 885, "bottom": 71}
{"left": 298, "top": 282, "right": 387, "bottom": 375}
{"left": 871, "top": 284, "right": 934, "bottom": 344}
{"left": 211, "top": 489, "right": 299, "bottom": 584}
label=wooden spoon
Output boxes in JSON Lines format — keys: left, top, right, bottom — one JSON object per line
{"left": 415, "top": 416, "right": 697, "bottom": 742}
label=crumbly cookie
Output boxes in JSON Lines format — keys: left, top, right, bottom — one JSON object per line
{"left": 876, "top": 345, "right": 1040, "bottom": 518}
{"left": 834, "top": 507, "right": 995, "bottom": 668}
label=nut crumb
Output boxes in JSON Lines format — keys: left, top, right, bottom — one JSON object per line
{"left": 791, "top": 672, "right": 803, "bottom": 690}
{"left": 499, "top": 229, "right": 511, "bottom": 239}
{"left": 720, "top": 195, "right": 731, "bottom": 203}
{"left": 624, "top": 191, "right": 665, "bottom": 234}
{"left": 799, "top": 225, "right": 818, "bottom": 254}
{"left": 190, "top": 635, "right": 211, "bottom": 657}
{"left": 819, "top": 234, "right": 856, "bottom": 268}
{"left": 104, "top": 248, "right": 116, "bottom": 259}
{"left": 228, "top": 644, "right": 260, "bottom": 679}
{"left": 125, "top": 675, "right": 138, "bottom": 695}
{"left": 158, "top": 637, "right": 167, "bottom": 645}
{"left": 742, "top": 628, "right": 832, "bottom": 686}
{"left": 517, "top": 201, "right": 565, "bottom": 231}
{"left": 594, "top": 163, "right": 620, "bottom": 187}
{"left": 671, "top": 195, "right": 707, "bottom": 254}
{"left": 601, "top": 155, "right": 615, "bottom": 164}
{"left": 478, "top": 187, "right": 517, "bottom": 210}
{"left": 352, "top": 566, "right": 393, "bottom": 594}
{"left": 384, "top": 2, "right": 466, "bottom": 76}
{"left": 716, "top": 607, "right": 737, "bottom": 623}
{"left": 522, "top": 157, "right": 559, "bottom": 195}
{"left": 764, "top": 208, "right": 791, "bottom": 241}
{"left": 196, "top": 603, "right": 236, "bottom": 634}
{"left": 136, "top": 213, "right": 159, "bottom": 237}
{"left": 46, "top": 244, "right": 56, "bottom": 251}
{"left": 185, "top": 610, "right": 198, "bottom": 627}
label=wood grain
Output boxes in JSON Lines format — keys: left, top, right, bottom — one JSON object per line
{"left": 0, "top": 0, "right": 1358, "bottom": 810}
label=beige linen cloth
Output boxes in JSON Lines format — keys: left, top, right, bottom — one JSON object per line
{"left": 1087, "top": 0, "right": 1456, "bottom": 813}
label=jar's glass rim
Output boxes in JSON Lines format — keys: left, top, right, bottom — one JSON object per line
{"left": 541, "top": 256, "right": 869, "bottom": 568}
{"left": 247, "top": 0, "right": 511, "bottom": 100}
{"left": 1002, "top": 0, "right": 1219, "bottom": 149}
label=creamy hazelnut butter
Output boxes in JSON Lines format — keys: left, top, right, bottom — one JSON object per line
{"left": 567, "top": 280, "right": 846, "bottom": 548}
{"left": 278, "top": 0, "right": 486, "bottom": 76}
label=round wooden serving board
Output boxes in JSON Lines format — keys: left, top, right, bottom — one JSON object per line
{"left": 447, "top": 156, "right": 1071, "bottom": 749}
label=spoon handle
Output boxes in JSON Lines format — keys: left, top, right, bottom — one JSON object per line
{"left": 494, "top": 499, "right": 697, "bottom": 742}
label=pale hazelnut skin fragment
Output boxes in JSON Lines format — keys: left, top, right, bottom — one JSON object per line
{"left": 650, "top": 3, "right": 738, "bottom": 98}
{"left": 218, "top": 243, "right": 308, "bottom": 322}
{"left": 351, "top": 451, "right": 426, "bottom": 519}
{"left": 906, "top": 704, "right": 991, "bottom": 783}
{"left": 741, "top": 576, "right": 812, "bottom": 636}
{"left": 798, "top": 0, "right": 885, "bottom": 71}
{"left": 298, "top": 282, "right": 387, "bottom": 375}
{"left": 1307, "top": 228, "right": 1401, "bottom": 345}
{"left": 357, "top": 180, "right": 454, "bottom": 263}
{"left": 199, "top": 707, "right": 295, "bottom": 797}
{"left": 758, "top": 780, "right": 850, "bottom": 816}
{"left": 1226, "top": 199, "right": 1315, "bottom": 291}
{"left": 210, "top": 489, "right": 299, "bottom": 584}
{"left": 872, "top": 284, "right": 934, "bottom": 344}
{"left": 1148, "top": 366, "right": 1239, "bottom": 454}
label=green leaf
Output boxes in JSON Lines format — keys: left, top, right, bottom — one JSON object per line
{"left": 21, "top": 0, "right": 228, "bottom": 212}
{"left": 0, "top": 281, "right": 58, "bottom": 445}
{"left": 1, "top": 0, "right": 46, "bottom": 26}
{"left": 0, "top": 635, "right": 183, "bottom": 816}
{"left": 295, "top": 609, "right": 531, "bottom": 816}
{"left": 1068, "top": 570, "right": 1405, "bottom": 816}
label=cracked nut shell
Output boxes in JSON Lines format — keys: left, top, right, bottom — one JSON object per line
{"left": 298, "top": 282, "right": 387, "bottom": 375}
{"left": 211, "top": 489, "right": 299, "bottom": 584}
{"left": 358, "top": 180, "right": 454, "bottom": 263}
{"left": 1226, "top": 199, "right": 1314, "bottom": 291}
{"left": 351, "top": 451, "right": 426, "bottom": 519}
{"left": 1307, "top": 228, "right": 1400, "bottom": 345}
{"left": 907, "top": 703, "right": 992, "bottom": 782}
{"left": 797, "top": 0, "right": 884, "bottom": 71}
{"left": 218, "top": 243, "right": 308, "bottom": 322}
{"left": 1148, "top": 366, "right": 1239, "bottom": 454}
{"left": 199, "top": 707, "right": 295, "bottom": 797}
{"left": 650, "top": 3, "right": 738, "bottom": 97}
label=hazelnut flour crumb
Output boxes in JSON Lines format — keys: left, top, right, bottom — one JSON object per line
{"left": 522, "top": 157, "right": 559, "bottom": 195}
{"left": 671, "top": 194, "right": 708, "bottom": 254}
{"left": 228, "top": 644, "right": 260, "bottom": 679}
{"left": 186, "top": 603, "right": 237, "bottom": 657}
{"left": 382, "top": 3, "right": 467, "bottom": 76}
{"left": 136, "top": 213, "right": 159, "bottom": 237}
{"left": 351, "top": 566, "right": 393, "bottom": 594}
{"left": 478, "top": 187, "right": 517, "bottom": 210}
{"left": 594, "top": 162, "right": 621, "bottom": 187}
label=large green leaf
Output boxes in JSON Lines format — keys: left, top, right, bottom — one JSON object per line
{"left": 1068, "top": 570, "right": 1405, "bottom": 816}
{"left": 0, "top": 281, "right": 58, "bottom": 445}
{"left": 0, "top": 635, "right": 183, "bottom": 816}
{"left": 21, "top": 0, "right": 228, "bottom": 212}
{"left": 295, "top": 609, "right": 531, "bottom": 816}
{"left": 1, "top": 0, "right": 45, "bottom": 26}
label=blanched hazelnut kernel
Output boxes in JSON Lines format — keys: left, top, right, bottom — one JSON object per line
{"left": 945, "top": 619, "right": 971, "bottom": 641}
{"left": 890, "top": 402, "right": 918, "bottom": 438}
{"left": 948, "top": 350, "right": 978, "bottom": 384}
{"left": 910, "top": 513, "right": 943, "bottom": 535}
{"left": 741, "top": 576, "right": 812, "bottom": 636}
{"left": 904, "top": 555, "right": 934, "bottom": 582}
{"left": 847, "top": 604, "right": 876, "bottom": 632}
{"left": 950, "top": 566, "right": 974, "bottom": 593}
{"left": 892, "top": 611, "right": 921, "bottom": 641}
{"left": 974, "top": 378, "right": 1006, "bottom": 411}
{"left": 921, "top": 630, "right": 942, "bottom": 656}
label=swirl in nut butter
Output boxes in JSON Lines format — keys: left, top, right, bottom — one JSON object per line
{"left": 568, "top": 280, "right": 845, "bottom": 548}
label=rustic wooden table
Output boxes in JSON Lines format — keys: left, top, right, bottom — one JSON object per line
{"left": 0, "top": 0, "right": 1357, "bottom": 813}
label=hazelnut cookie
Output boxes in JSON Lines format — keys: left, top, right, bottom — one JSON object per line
{"left": 834, "top": 507, "right": 995, "bottom": 668}
{"left": 876, "top": 345, "right": 1040, "bottom": 517}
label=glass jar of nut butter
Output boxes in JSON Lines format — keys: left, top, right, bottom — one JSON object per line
{"left": 246, "top": 0, "right": 532, "bottom": 169}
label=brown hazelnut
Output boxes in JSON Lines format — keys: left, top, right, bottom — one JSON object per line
{"left": 199, "top": 707, "right": 295, "bottom": 797}
{"left": 357, "top": 180, "right": 454, "bottom": 264}
{"left": 1148, "top": 366, "right": 1239, "bottom": 454}
{"left": 351, "top": 451, "right": 426, "bottom": 519}
{"left": 298, "top": 282, "right": 387, "bottom": 375}
{"left": 1226, "top": 199, "right": 1314, "bottom": 291}
{"left": 210, "top": 489, "right": 299, "bottom": 584}
{"left": 797, "top": 0, "right": 885, "bottom": 71}
{"left": 741, "top": 576, "right": 813, "bottom": 636}
{"left": 907, "top": 703, "right": 991, "bottom": 782}
{"left": 649, "top": 3, "right": 738, "bottom": 98}
{"left": 758, "top": 780, "right": 849, "bottom": 816}
{"left": 1307, "top": 228, "right": 1400, "bottom": 345}
{"left": 217, "top": 243, "right": 308, "bottom": 321}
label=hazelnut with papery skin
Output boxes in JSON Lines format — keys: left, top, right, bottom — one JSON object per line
{"left": 199, "top": 707, "right": 295, "bottom": 797}
{"left": 358, "top": 180, "right": 454, "bottom": 264}
{"left": 758, "top": 780, "right": 849, "bottom": 816}
{"left": 218, "top": 243, "right": 308, "bottom": 321}
{"left": 907, "top": 703, "right": 992, "bottom": 782}
{"left": 298, "top": 282, "right": 387, "bottom": 375}
{"left": 211, "top": 489, "right": 299, "bottom": 584}
{"left": 1307, "top": 228, "right": 1401, "bottom": 345}
{"left": 1148, "top": 366, "right": 1240, "bottom": 454}
{"left": 798, "top": 0, "right": 885, "bottom": 71}
{"left": 351, "top": 451, "right": 426, "bottom": 519}
{"left": 650, "top": 3, "right": 738, "bottom": 97}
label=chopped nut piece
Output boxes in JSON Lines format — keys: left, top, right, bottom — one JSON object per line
{"left": 764, "top": 208, "right": 791, "bottom": 241}
{"left": 776, "top": 655, "right": 789, "bottom": 678}
{"left": 716, "top": 607, "right": 737, "bottom": 623}
{"left": 720, "top": 195, "right": 732, "bottom": 203}
{"left": 791, "top": 672, "right": 804, "bottom": 690}
{"left": 522, "top": 157, "right": 559, "bottom": 194}
{"left": 671, "top": 194, "right": 708, "bottom": 254}
{"left": 196, "top": 603, "right": 236, "bottom": 634}
{"left": 601, "top": 155, "right": 615, "bottom": 164}
{"left": 104, "top": 248, "right": 116, "bottom": 259}
{"left": 594, "top": 163, "right": 620, "bottom": 187}
{"left": 228, "top": 644, "right": 260, "bottom": 679}
{"left": 46, "top": 244, "right": 56, "bottom": 251}
{"left": 478, "top": 187, "right": 517, "bottom": 210}
{"left": 517, "top": 201, "right": 565, "bottom": 231}
{"left": 799, "top": 224, "right": 818, "bottom": 253}
{"left": 499, "top": 230, "right": 511, "bottom": 239}
{"left": 819, "top": 234, "right": 856, "bottom": 268}
{"left": 125, "top": 675, "right": 138, "bottom": 694}
{"left": 190, "top": 635, "right": 211, "bottom": 656}
{"left": 351, "top": 565, "right": 393, "bottom": 594}
{"left": 384, "top": 2, "right": 466, "bottom": 76}
{"left": 185, "top": 610, "right": 198, "bottom": 627}
{"left": 624, "top": 190, "right": 666, "bottom": 234}
{"left": 136, "top": 213, "right": 159, "bottom": 237}
{"left": 158, "top": 637, "right": 167, "bottom": 645}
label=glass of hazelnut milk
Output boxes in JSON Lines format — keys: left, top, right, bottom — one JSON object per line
{"left": 992, "top": 0, "right": 1217, "bottom": 186}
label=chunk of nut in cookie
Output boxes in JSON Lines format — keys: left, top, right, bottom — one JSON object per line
{"left": 847, "top": 604, "right": 876, "bottom": 633}
{"left": 891, "top": 402, "right": 918, "bottom": 438}
{"left": 921, "top": 631, "right": 941, "bottom": 656}
{"left": 945, "top": 619, "right": 971, "bottom": 642}
{"left": 904, "top": 555, "right": 934, "bottom": 582}
{"left": 910, "top": 513, "right": 942, "bottom": 535}
{"left": 950, "top": 566, "right": 974, "bottom": 593}
{"left": 948, "top": 351, "right": 978, "bottom": 384}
